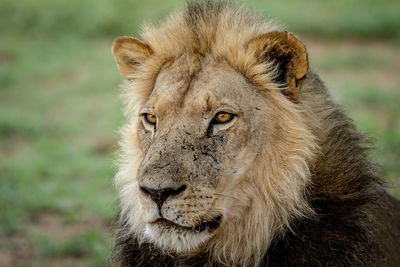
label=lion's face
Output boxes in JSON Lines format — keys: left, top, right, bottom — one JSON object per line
{"left": 136, "top": 57, "right": 269, "bottom": 251}
{"left": 113, "top": 12, "right": 316, "bottom": 263}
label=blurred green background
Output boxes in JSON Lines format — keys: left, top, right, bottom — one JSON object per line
{"left": 0, "top": 0, "right": 399, "bottom": 265}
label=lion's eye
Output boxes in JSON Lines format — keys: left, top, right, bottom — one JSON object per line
{"left": 213, "top": 112, "right": 234, "bottom": 124}
{"left": 143, "top": 113, "right": 157, "bottom": 125}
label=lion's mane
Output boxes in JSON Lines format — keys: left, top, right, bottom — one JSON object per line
{"left": 113, "top": 1, "right": 400, "bottom": 266}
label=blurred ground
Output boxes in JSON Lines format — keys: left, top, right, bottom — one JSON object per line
{"left": 0, "top": 0, "right": 399, "bottom": 265}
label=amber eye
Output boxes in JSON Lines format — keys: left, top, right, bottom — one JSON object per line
{"left": 214, "top": 112, "right": 234, "bottom": 124}
{"left": 143, "top": 113, "right": 157, "bottom": 125}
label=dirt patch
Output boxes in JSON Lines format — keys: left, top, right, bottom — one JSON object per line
{"left": 1, "top": 213, "right": 111, "bottom": 266}
{"left": 0, "top": 251, "right": 12, "bottom": 267}
{"left": 31, "top": 212, "right": 110, "bottom": 240}
{"left": 0, "top": 235, "right": 35, "bottom": 266}
{"left": 0, "top": 51, "right": 16, "bottom": 65}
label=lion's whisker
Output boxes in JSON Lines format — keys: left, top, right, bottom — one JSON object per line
{"left": 214, "top": 193, "right": 240, "bottom": 201}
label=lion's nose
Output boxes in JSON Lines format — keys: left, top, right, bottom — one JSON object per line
{"left": 139, "top": 184, "right": 187, "bottom": 209}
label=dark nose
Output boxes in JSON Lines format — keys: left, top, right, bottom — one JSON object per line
{"left": 139, "top": 185, "right": 187, "bottom": 209}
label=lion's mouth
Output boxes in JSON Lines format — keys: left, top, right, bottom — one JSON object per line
{"left": 153, "top": 215, "right": 222, "bottom": 233}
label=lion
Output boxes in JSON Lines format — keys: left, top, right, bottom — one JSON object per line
{"left": 111, "top": 1, "right": 400, "bottom": 266}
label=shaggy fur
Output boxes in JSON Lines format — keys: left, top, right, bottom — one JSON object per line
{"left": 112, "top": 1, "right": 400, "bottom": 266}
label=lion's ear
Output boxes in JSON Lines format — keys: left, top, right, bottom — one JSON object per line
{"left": 112, "top": 36, "right": 153, "bottom": 80}
{"left": 247, "top": 31, "right": 308, "bottom": 102}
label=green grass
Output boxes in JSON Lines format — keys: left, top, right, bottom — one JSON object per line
{"left": 247, "top": 0, "right": 400, "bottom": 41}
{"left": 0, "top": 37, "right": 121, "bottom": 265}
{"left": 0, "top": 0, "right": 399, "bottom": 265}
{"left": 1, "top": 0, "right": 400, "bottom": 40}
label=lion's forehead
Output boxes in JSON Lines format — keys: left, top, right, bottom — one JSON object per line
{"left": 148, "top": 57, "right": 252, "bottom": 122}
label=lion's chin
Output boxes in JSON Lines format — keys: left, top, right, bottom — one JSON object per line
{"left": 144, "top": 216, "right": 222, "bottom": 253}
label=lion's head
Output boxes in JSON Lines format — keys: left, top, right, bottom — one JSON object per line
{"left": 113, "top": 2, "right": 318, "bottom": 266}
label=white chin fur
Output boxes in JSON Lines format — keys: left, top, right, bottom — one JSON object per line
{"left": 144, "top": 223, "right": 212, "bottom": 253}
